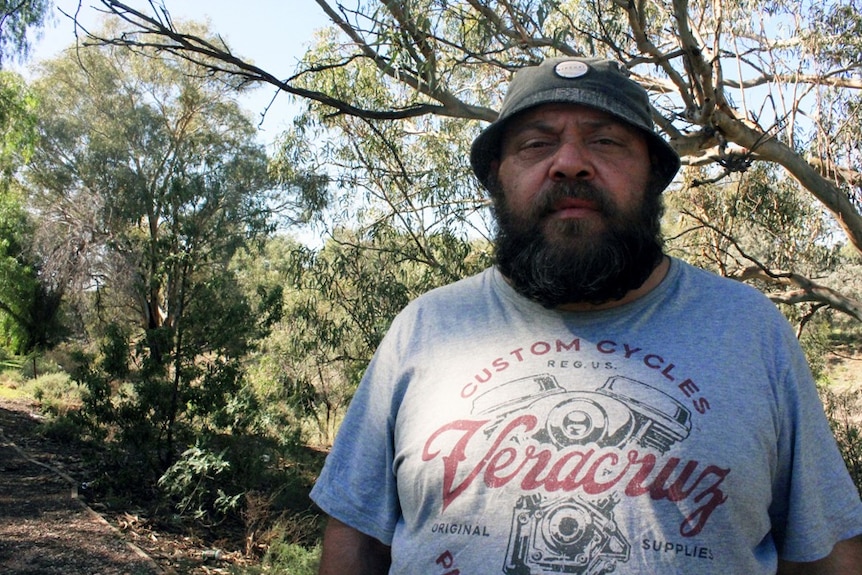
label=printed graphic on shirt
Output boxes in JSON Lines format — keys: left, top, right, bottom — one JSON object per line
{"left": 505, "top": 491, "right": 628, "bottom": 575}
{"left": 474, "top": 373, "right": 691, "bottom": 454}
{"left": 421, "top": 367, "right": 729, "bottom": 574}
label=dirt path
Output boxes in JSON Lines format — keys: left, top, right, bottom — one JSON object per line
{"left": 0, "top": 400, "right": 162, "bottom": 575}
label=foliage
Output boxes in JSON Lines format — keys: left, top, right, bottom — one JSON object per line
{"left": 0, "top": 70, "right": 36, "bottom": 174}
{"left": 0, "top": 351, "right": 71, "bottom": 401}
{"left": 22, "top": 21, "right": 291, "bottom": 471}
{"left": 83, "top": 0, "right": 862, "bottom": 331}
{"left": 253, "top": 541, "right": 320, "bottom": 575}
{"left": 27, "top": 23, "right": 280, "bottom": 340}
{"left": 241, "top": 230, "right": 490, "bottom": 446}
{"left": 158, "top": 445, "right": 244, "bottom": 524}
{"left": 821, "top": 386, "right": 862, "bottom": 497}
{"left": 232, "top": 509, "right": 323, "bottom": 574}
{"left": 667, "top": 164, "right": 838, "bottom": 276}
{"left": 0, "top": 72, "right": 64, "bottom": 353}
{"left": 0, "top": 188, "right": 37, "bottom": 351}
{"left": 664, "top": 163, "right": 858, "bottom": 336}
{"left": 66, "top": 341, "right": 324, "bottom": 537}
{"left": 279, "top": 46, "right": 495, "bottom": 261}
{"left": 2, "top": 17, "right": 343, "bottom": 554}
{"left": 0, "top": 0, "right": 52, "bottom": 67}
{"left": 28, "top": 370, "right": 75, "bottom": 411}
{"left": 68, "top": 321, "right": 263, "bottom": 473}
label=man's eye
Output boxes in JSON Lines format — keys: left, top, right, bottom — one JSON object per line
{"left": 521, "top": 139, "right": 552, "bottom": 149}
{"left": 593, "top": 137, "right": 621, "bottom": 146}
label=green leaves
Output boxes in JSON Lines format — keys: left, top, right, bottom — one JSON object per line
{"left": 0, "top": 186, "right": 64, "bottom": 353}
{"left": 158, "top": 445, "right": 241, "bottom": 522}
{"left": 19, "top": 23, "right": 303, "bottom": 488}
{"left": 0, "top": 0, "right": 51, "bottom": 66}
{"left": 241, "top": 226, "right": 490, "bottom": 446}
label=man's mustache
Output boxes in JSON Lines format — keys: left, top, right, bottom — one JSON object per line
{"left": 534, "top": 181, "right": 612, "bottom": 218}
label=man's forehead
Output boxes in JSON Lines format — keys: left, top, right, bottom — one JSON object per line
{"left": 505, "top": 103, "right": 635, "bottom": 133}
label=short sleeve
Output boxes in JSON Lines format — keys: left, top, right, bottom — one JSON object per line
{"left": 769, "top": 329, "right": 862, "bottom": 561}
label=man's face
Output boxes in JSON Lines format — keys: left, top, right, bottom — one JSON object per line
{"left": 490, "top": 104, "right": 665, "bottom": 308}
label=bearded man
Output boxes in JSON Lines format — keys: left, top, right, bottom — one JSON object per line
{"left": 311, "top": 57, "right": 862, "bottom": 575}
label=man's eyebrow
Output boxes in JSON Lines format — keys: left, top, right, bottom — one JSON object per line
{"left": 508, "top": 115, "right": 630, "bottom": 136}
{"left": 505, "top": 118, "right": 557, "bottom": 136}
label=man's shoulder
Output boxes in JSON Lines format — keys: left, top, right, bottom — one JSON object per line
{"left": 670, "top": 257, "right": 784, "bottom": 312}
{"left": 410, "top": 267, "right": 495, "bottom": 305}
{"left": 380, "top": 268, "right": 498, "bottom": 347}
{"left": 674, "top": 258, "right": 763, "bottom": 292}
{"left": 387, "top": 268, "right": 498, "bottom": 332}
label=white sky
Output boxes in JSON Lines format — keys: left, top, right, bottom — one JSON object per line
{"left": 15, "top": 0, "right": 331, "bottom": 145}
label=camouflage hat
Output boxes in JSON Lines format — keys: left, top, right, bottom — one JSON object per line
{"left": 470, "top": 57, "right": 680, "bottom": 192}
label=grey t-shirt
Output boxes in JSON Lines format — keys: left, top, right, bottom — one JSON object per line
{"left": 311, "top": 258, "right": 862, "bottom": 574}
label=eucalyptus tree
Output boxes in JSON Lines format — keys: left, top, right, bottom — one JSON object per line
{"left": 237, "top": 228, "right": 490, "bottom": 446}
{"left": 0, "top": 0, "right": 52, "bottom": 67}
{"left": 0, "top": 71, "right": 64, "bottom": 353}
{"left": 25, "top": 22, "right": 289, "bottom": 466}
{"left": 0, "top": 186, "right": 64, "bottom": 352}
{"left": 0, "top": 3, "right": 67, "bottom": 356}
{"left": 72, "top": 0, "right": 862, "bottom": 331}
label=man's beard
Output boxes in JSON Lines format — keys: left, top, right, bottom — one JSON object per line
{"left": 490, "top": 177, "right": 665, "bottom": 308}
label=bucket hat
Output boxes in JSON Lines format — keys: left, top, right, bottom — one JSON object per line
{"left": 470, "top": 57, "right": 680, "bottom": 192}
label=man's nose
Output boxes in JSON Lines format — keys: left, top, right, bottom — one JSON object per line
{"left": 549, "top": 141, "right": 595, "bottom": 181}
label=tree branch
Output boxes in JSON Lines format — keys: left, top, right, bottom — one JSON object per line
{"left": 712, "top": 108, "right": 862, "bottom": 254}
{"left": 808, "top": 157, "right": 862, "bottom": 188}
{"left": 85, "top": 0, "right": 490, "bottom": 121}
{"left": 738, "top": 266, "right": 862, "bottom": 322}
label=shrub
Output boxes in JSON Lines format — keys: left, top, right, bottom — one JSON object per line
{"left": 259, "top": 541, "right": 320, "bottom": 575}
{"left": 236, "top": 514, "right": 321, "bottom": 575}
{"left": 821, "top": 385, "right": 862, "bottom": 497}
{"left": 37, "top": 413, "right": 84, "bottom": 444}
{"left": 20, "top": 353, "right": 63, "bottom": 380}
{"left": 28, "top": 371, "right": 79, "bottom": 414}
{"left": 0, "top": 359, "right": 25, "bottom": 387}
{"left": 158, "top": 445, "right": 244, "bottom": 525}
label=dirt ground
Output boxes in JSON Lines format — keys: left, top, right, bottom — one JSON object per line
{"left": 0, "top": 399, "right": 241, "bottom": 575}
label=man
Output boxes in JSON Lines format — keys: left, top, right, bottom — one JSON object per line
{"left": 310, "top": 57, "right": 862, "bottom": 574}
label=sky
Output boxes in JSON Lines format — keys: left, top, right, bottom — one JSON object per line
{"left": 15, "top": 0, "right": 332, "bottom": 146}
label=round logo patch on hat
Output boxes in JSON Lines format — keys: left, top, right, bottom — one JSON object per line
{"left": 554, "top": 60, "right": 589, "bottom": 79}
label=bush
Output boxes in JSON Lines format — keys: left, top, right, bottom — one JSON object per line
{"left": 28, "top": 371, "right": 79, "bottom": 414}
{"left": 259, "top": 541, "right": 320, "bottom": 575}
{"left": 236, "top": 514, "right": 321, "bottom": 575}
{"left": 821, "top": 385, "right": 862, "bottom": 497}
{"left": 20, "top": 353, "right": 64, "bottom": 380}
{"left": 37, "top": 412, "right": 85, "bottom": 444}
{"left": 0, "top": 366, "right": 25, "bottom": 397}
{"left": 158, "top": 445, "right": 244, "bottom": 525}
